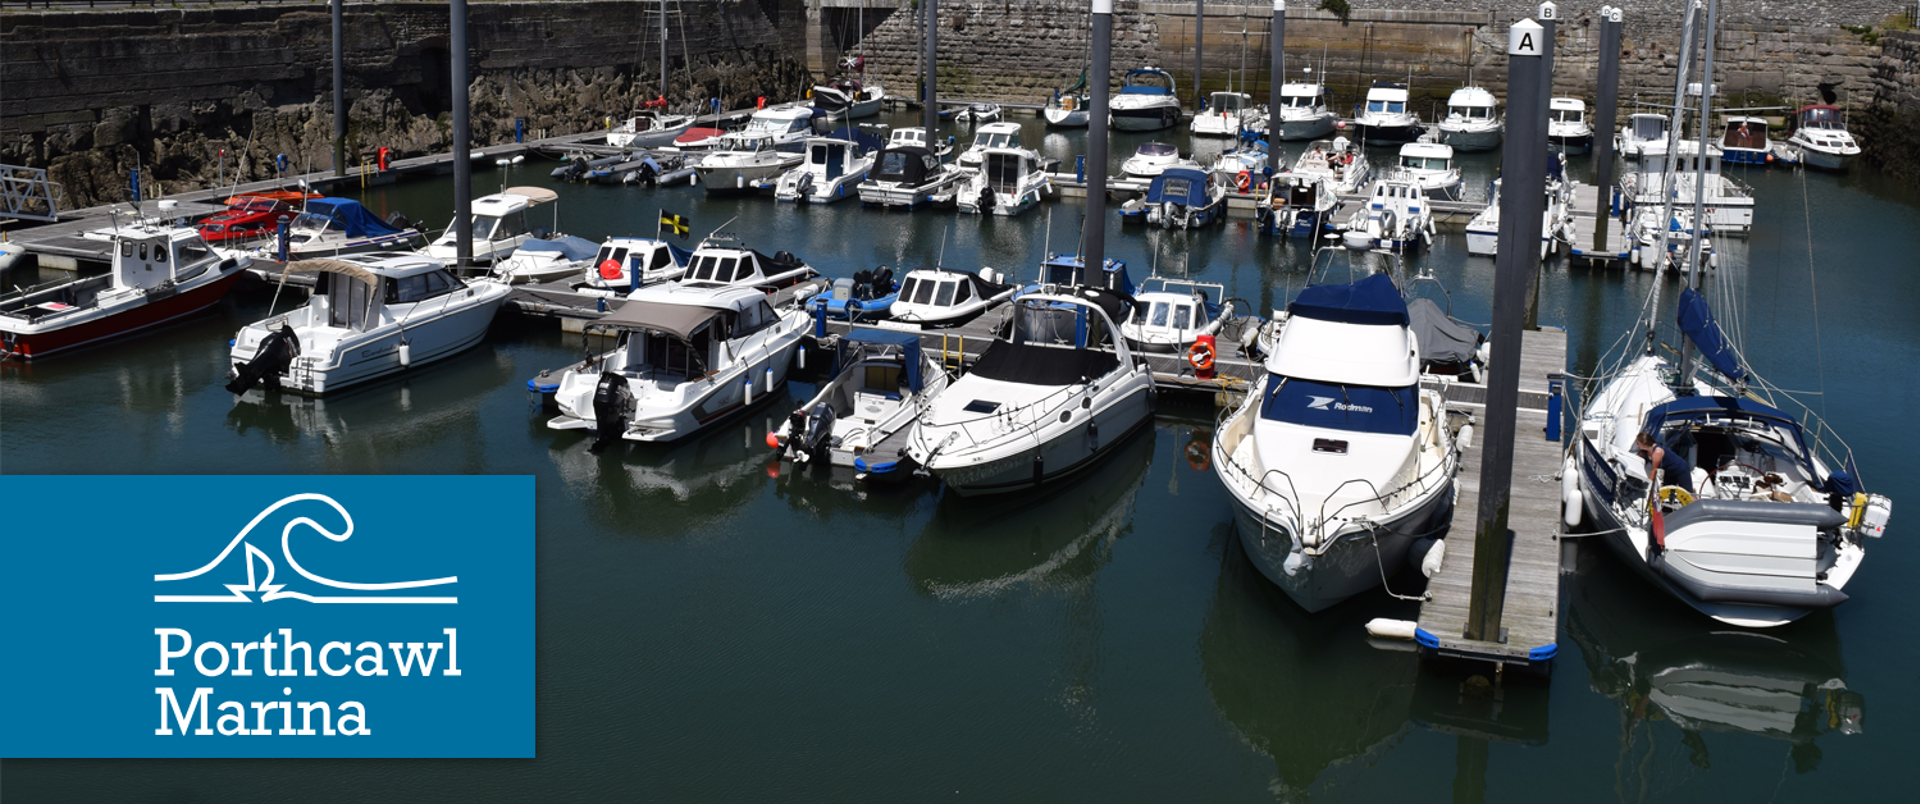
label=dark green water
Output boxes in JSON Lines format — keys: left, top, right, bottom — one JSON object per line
{"left": 4, "top": 111, "right": 1918, "bottom": 801}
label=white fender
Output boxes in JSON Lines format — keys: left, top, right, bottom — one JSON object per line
{"left": 1421, "top": 539, "right": 1446, "bottom": 578}
{"left": 1457, "top": 423, "right": 1474, "bottom": 451}
{"left": 1365, "top": 618, "right": 1419, "bottom": 641}
{"left": 397, "top": 341, "right": 412, "bottom": 368}
{"left": 1562, "top": 454, "right": 1584, "bottom": 528}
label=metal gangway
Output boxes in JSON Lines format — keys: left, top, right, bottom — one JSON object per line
{"left": 0, "top": 164, "right": 66, "bottom": 222}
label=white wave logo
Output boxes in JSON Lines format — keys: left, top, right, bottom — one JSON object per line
{"left": 1307, "top": 396, "right": 1335, "bottom": 410}
{"left": 154, "top": 493, "right": 456, "bottom": 604}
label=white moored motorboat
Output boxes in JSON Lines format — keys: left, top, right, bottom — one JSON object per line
{"left": 253, "top": 198, "right": 424, "bottom": 265}
{"left": 771, "top": 327, "right": 950, "bottom": 482}
{"left": 1617, "top": 112, "right": 1671, "bottom": 160}
{"left": 541, "top": 281, "right": 818, "bottom": 448}
{"left": 1192, "top": 91, "right": 1255, "bottom": 137}
{"left": 425, "top": 187, "right": 558, "bottom": 265}
{"left": 1290, "top": 137, "right": 1370, "bottom": 195}
{"left": 1044, "top": 72, "right": 1091, "bottom": 127}
{"left": 1118, "top": 276, "right": 1239, "bottom": 353}
{"left": 775, "top": 126, "right": 885, "bottom": 204}
{"left": 956, "top": 122, "right": 1025, "bottom": 170}
{"left": 1211, "top": 271, "right": 1462, "bottom": 612}
{"left": 2, "top": 216, "right": 249, "bottom": 360}
{"left": 1464, "top": 169, "right": 1570, "bottom": 259}
{"left": 572, "top": 237, "right": 693, "bottom": 295}
{"left": 225, "top": 254, "right": 512, "bottom": 395}
{"left": 888, "top": 266, "right": 1016, "bottom": 327}
{"left": 1351, "top": 81, "right": 1421, "bottom": 144}
{"left": 608, "top": 107, "right": 696, "bottom": 148}
{"left": 696, "top": 133, "right": 806, "bottom": 194}
{"left": 957, "top": 148, "right": 1053, "bottom": 217}
{"left": 1393, "top": 140, "right": 1462, "bottom": 201}
{"left": 1109, "top": 67, "right": 1182, "bottom": 131}
{"left": 1548, "top": 97, "right": 1596, "bottom": 153}
{"left": 677, "top": 234, "right": 820, "bottom": 292}
{"left": 1272, "top": 80, "right": 1338, "bottom": 140}
{"left": 905, "top": 287, "right": 1156, "bottom": 495}
{"left": 1341, "top": 174, "right": 1433, "bottom": 252}
{"left": 1620, "top": 140, "right": 1754, "bottom": 233}
{"left": 858, "top": 145, "right": 966, "bottom": 209}
{"left": 1435, "top": 86, "right": 1502, "bottom": 152}
{"left": 810, "top": 75, "right": 885, "bottom": 121}
{"left": 1786, "top": 105, "right": 1861, "bottom": 171}
{"left": 490, "top": 234, "right": 601, "bottom": 284}
{"left": 1255, "top": 172, "right": 1338, "bottom": 238}
{"left": 1120, "top": 142, "right": 1193, "bottom": 180}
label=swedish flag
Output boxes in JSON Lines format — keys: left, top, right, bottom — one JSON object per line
{"left": 658, "top": 211, "right": 690, "bottom": 240}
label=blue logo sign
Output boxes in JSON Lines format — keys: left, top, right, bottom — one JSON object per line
{"left": 0, "top": 476, "right": 534, "bottom": 758}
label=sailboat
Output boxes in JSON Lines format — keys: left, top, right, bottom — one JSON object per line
{"left": 1044, "top": 71, "right": 1091, "bottom": 127}
{"left": 607, "top": 1, "right": 695, "bottom": 148}
{"left": 1568, "top": 0, "right": 1890, "bottom": 629}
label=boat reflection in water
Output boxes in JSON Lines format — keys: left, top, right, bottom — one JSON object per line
{"left": 905, "top": 424, "right": 1154, "bottom": 600}
{"left": 1566, "top": 542, "right": 1864, "bottom": 776}
{"left": 1199, "top": 535, "right": 1420, "bottom": 799}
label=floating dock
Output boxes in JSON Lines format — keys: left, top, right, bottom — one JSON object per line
{"left": 1564, "top": 182, "right": 1632, "bottom": 266}
{"left": 1416, "top": 326, "right": 1569, "bottom": 672}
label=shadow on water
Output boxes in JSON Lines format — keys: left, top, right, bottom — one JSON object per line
{"left": 1564, "top": 539, "right": 1862, "bottom": 780}
{"left": 903, "top": 425, "right": 1155, "bottom": 600}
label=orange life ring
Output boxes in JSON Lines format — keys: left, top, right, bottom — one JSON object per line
{"left": 1187, "top": 341, "right": 1215, "bottom": 371}
{"left": 598, "top": 259, "right": 623, "bottom": 280}
{"left": 1235, "top": 171, "right": 1252, "bottom": 192}
{"left": 1185, "top": 439, "right": 1211, "bottom": 471}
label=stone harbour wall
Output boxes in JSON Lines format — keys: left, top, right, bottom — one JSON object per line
{"left": 1, "top": 1, "right": 812, "bottom": 207}
{"left": 1861, "top": 30, "right": 1920, "bottom": 180}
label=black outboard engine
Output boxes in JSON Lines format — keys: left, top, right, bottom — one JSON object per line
{"left": 385, "top": 211, "right": 413, "bottom": 230}
{"left": 793, "top": 171, "right": 814, "bottom": 202}
{"left": 978, "top": 185, "right": 996, "bottom": 213}
{"left": 587, "top": 372, "right": 632, "bottom": 454}
{"left": 225, "top": 325, "right": 300, "bottom": 395}
{"left": 851, "top": 269, "right": 873, "bottom": 300}
{"left": 773, "top": 250, "right": 799, "bottom": 268}
{"left": 798, "top": 402, "right": 836, "bottom": 462}
{"left": 635, "top": 161, "right": 659, "bottom": 187}
{"left": 871, "top": 266, "right": 894, "bottom": 295}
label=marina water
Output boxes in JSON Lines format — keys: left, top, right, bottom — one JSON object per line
{"left": 5, "top": 112, "right": 1918, "bottom": 800}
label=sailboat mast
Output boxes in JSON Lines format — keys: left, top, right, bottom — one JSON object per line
{"left": 1651, "top": 0, "right": 1699, "bottom": 316}
{"left": 1677, "top": 0, "right": 1720, "bottom": 385}
{"left": 660, "top": 0, "right": 669, "bottom": 101}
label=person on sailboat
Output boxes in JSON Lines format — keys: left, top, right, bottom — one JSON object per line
{"left": 1636, "top": 432, "right": 1694, "bottom": 498}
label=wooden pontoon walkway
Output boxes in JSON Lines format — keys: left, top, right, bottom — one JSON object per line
{"left": 1416, "top": 326, "right": 1570, "bottom": 670}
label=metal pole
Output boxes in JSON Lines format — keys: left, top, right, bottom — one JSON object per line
{"left": 924, "top": 0, "right": 938, "bottom": 138}
{"left": 1592, "top": 6, "right": 1622, "bottom": 250}
{"left": 1536, "top": 3, "right": 1556, "bottom": 130}
{"left": 1679, "top": 0, "right": 1719, "bottom": 383}
{"left": 1464, "top": 16, "right": 1549, "bottom": 645}
{"left": 661, "top": 0, "right": 669, "bottom": 100}
{"left": 451, "top": 0, "right": 472, "bottom": 264}
{"left": 1268, "top": 1, "right": 1284, "bottom": 174}
{"left": 1086, "top": 0, "right": 1113, "bottom": 275}
{"left": 1194, "top": 0, "right": 1205, "bottom": 108}
{"left": 332, "top": 0, "right": 346, "bottom": 178}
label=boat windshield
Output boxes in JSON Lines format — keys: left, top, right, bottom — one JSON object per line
{"left": 1260, "top": 376, "right": 1418, "bottom": 435}
{"left": 1553, "top": 108, "right": 1586, "bottom": 123}
{"left": 1631, "top": 115, "right": 1668, "bottom": 139}
{"left": 1210, "top": 93, "right": 1245, "bottom": 111}
{"left": 292, "top": 212, "right": 338, "bottom": 232}
{"left": 1451, "top": 104, "right": 1493, "bottom": 120}
{"left": 1723, "top": 120, "right": 1767, "bottom": 149}
{"left": 1137, "top": 143, "right": 1177, "bottom": 157}
{"left": 1802, "top": 108, "right": 1844, "bottom": 129}
{"left": 1401, "top": 156, "right": 1452, "bottom": 171}
{"left": 975, "top": 132, "right": 1013, "bottom": 149}
{"left": 1367, "top": 100, "right": 1407, "bottom": 114}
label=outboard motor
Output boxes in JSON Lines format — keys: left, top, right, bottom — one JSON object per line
{"left": 773, "top": 250, "right": 798, "bottom": 267}
{"left": 793, "top": 171, "right": 814, "bottom": 202}
{"left": 385, "top": 211, "right": 412, "bottom": 230}
{"left": 225, "top": 325, "right": 300, "bottom": 394}
{"left": 798, "top": 402, "right": 837, "bottom": 462}
{"left": 871, "top": 266, "right": 894, "bottom": 295}
{"left": 634, "top": 161, "right": 659, "bottom": 187}
{"left": 979, "top": 185, "right": 996, "bottom": 213}
{"left": 587, "top": 372, "right": 632, "bottom": 454}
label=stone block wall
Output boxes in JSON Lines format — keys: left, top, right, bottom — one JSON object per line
{"left": 1, "top": 1, "right": 812, "bottom": 207}
{"left": 1861, "top": 30, "right": 1920, "bottom": 180}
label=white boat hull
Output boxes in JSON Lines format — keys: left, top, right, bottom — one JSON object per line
{"left": 1439, "top": 125, "right": 1502, "bottom": 152}
{"left": 921, "top": 381, "right": 1154, "bottom": 495}
{"left": 1229, "top": 486, "right": 1453, "bottom": 613}
{"left": 1277, "top": 114, "right": 1338, "bottom": 141}
{"left": 1044, "top": 107, "right": 1089, "bottom": 127}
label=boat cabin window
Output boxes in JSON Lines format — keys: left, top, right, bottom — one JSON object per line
{"left": 648, "top": 247, "right": 674, "bottom": 271}
{"left": 1553, "top": 108, "right": 1586, "bottom": 123}
{"left": 934, "top": 280, "right": 957, "bottom": 307}
{"left": 734, "top": 299, "right": 778, "bottom": 337}
{"left": 493, "top": 210, "right": 529, "bottom": 241}
{"left": 1260, "top": 376, "right": 1418, "bottom": 435}
{"left": 714, "top": 256, "right": 742, "bottom": 283}
{"left": 1211, "top": 93, "right": 1245, "bottom": 112}
{"left": 987, "top": 154, "right": 1027, "bottom": 190}
{"left": 954, "top": 280, "right": 973, "bottom": 303}
{"left": 388, "top": 269, "right": 461, "bottom": 304}
{"left": 1631, "top": 116, "right": 1668, "bottom": 138}
{"left": 1285, "top": 94, "right": 1318, "bottom": 108}
{"left": 1138, "top": 143, "right": 1177, "bottom": 157}
{"left": 1368, "top": 100, "right": 1406, "bottom": 114}
{"left": 1172, "top": 304, "right": 1193, "bottom": 329}
{"left": 911, "top": 278, "right": 938, "bottom": 305}
{"left": 153, "top": 243, "right": 167, "bottom": 263}
{"left": 597, "top": 245, "right": 630, "bottom": 270}
{"left": 1401, "top": 156, "right": 1452, "bottom": 171}
{"left": 897, "top": 276, "right": 921, "bottom": 303}
{"left": 1161, "top": 175, "right": 1194, "bottom": 199}
{"left": 320, "top": 273, "right": 377, "bottom": 330}
{"left": 640, "top": 327, "right": 711, "bottom": 378}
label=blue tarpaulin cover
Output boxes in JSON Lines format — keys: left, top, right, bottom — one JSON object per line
{"left": 518, "top": 235, "right": 599, "bottom": 261}
{"left": 301, "top": 198, "right": 405, "bottom": 238}
{"left": 1260, "top": 375, "right": 1419, "bottom": 435}
{"left": 1677, "top": 287, "right": 1747, "bottom": 383}
{"left": 1288, "top": 272, "right": 1409, "bottom": 326}
{"left": 1146, "top": 168, "right": 1213, "bottom": 206}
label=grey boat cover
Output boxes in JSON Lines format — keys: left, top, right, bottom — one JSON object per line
{"left": 1406, "top": 297, "right": 1482, "bottom": 365}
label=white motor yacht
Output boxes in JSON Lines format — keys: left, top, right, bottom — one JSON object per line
{"left": 425, "top": 187, "right": 557, "bottom": 265}
{"left": 1464, "top": 174, "right": 1569, "bottom": 259}
{"left": 1121, "top": 142, "right": 1194, "bottom": 180}
{"left": 572, "top": 237, "right": 693, "bottom": 295}
{"left": 1290, "top": 137, "right": 1370, "bottom": 195}
{"left": 1620, "top": 140, "right": 1754, "bottom": 233}
{"left": 1255, "top": 172, "right": 1339, "bottom": 238}
{"left": 677, "top": 234, "right": 820, "bottom": 292}
{"left": 771, "top": 327, "right": 950, "bottom": 482}
{"left": 1435, "top": 87, "right": 1502, "bottom": 152}
{"left": 1786, "top": 105, "right": 1861, "bottom": 171}
{"left": 1617, "top": 112, "right": 1671, "bottom": 160}
{"left": 1109, "top": 67, "right": 1183, "bottom": 131}
{"left": 2, "top": 216, "right": 249, "bottom": 360}
{"left": 956, "top": 122, "right": 1025, "bottom": 170}
{"left": 1342, "top": 176, "right": 1433, "bottom": 252}
{"left": 1118, "top": 276, "right": 1237, "bottom": 353}
{"left": 888, "top": 126, "right": 953, "bottom": 157}
{"left": 225, "top": 254, "right": 511, "bottom": 395}
{"left": 1211, "top": 270, "right": 1462, "bottom": 612}
{"left": 904, "top": 287, "right": 1156, "bottom": 494}
{"left": 1392, "top": 141, "right": 1462, "bottom": 201}
{"left": 608, "top": 108, "right": 696, "bottom": 148}
{"left": 1273, "top": 81, "right": 1338, "bottom": 140}
{"left": 542, "top": 280, "right": 819, "bottom": 447}
{"left": 888, "top": 266, "right": 1016, "bottom": 327}
{"left": 1548, "top": 97, "right": 1596, "bottom": 153}
{"left": 954, "top": 102, "right": 1003, "bottom": 126}
{"left": 1351, "top": 81, "right": 1421, "bottom": 144}
{"left": 858, "top": 145, "right": 967, "bottom": 209}
{"left": 490, "top": 234, "right": 601, "bottom": 284}
{"left": 775, "top": 127, "right": 885, "bottom": 204}
{"left": 1192, "top": 91, "right": 1255, "bottom": 137}
{"left": 957, "top": 148, "right": 1053, "bottom": 217}
{"left": 697, "top": 133, "right": 806, "bottom": 194}
{"left": 254, "top": 198, "right": 423, "bottom": 264}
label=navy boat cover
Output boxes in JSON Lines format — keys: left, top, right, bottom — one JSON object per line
{"left": 301, "top": 198, "right": 405, "bottom": 237}
{"left": 1677, "top": 286, "right": 1747, "bottom": 384}
{"left": 1146, "top": 168, "right": 1214, "bottom": 207}
{"left": 845, "top": 327, "right": 923, "bottom": 393}
{"left": 1288, "top": 272, "right": 1409, "bottom": 326}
